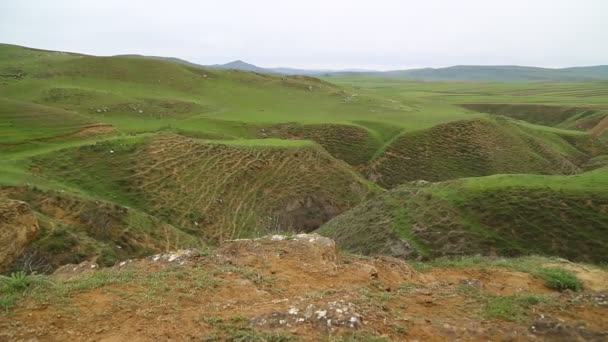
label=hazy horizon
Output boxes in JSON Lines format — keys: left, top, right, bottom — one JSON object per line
{"left": 1, "top": 0, "right": 607, "bottom": 70}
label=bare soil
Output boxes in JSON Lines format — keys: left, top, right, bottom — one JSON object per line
{"left": 1, "top": 235, "right": 607, "bottom": 341}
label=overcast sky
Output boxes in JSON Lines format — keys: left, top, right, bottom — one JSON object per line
{"left": 1, "top": 0, "right": 607, "bottom": 70}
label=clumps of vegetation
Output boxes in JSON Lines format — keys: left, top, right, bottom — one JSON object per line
{"left": 455, "top": 281, "right": 550, "bottom": 322}
{"left": 200, "top": 316, "right": 295, "bottom": 342}
{"left": 0, "top": 271, "right": 51, "bottom": 310}
{"left": 482, "top": 294, "right": 550, "bottom": 322}
{"left": 538, "top": 267, "right": 583, "bottom": 292}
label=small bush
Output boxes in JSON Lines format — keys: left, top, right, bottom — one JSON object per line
{"left": 0, "top": 271, "right": 50, "bottom": 310}
{"left": 538, "top": 267, "right": 582, "bottom": 291}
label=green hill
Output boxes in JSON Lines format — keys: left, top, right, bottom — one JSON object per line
{"left": 318, "top": 168, "right": 608, "bottom": 263}
{"left": 366, "top": 116, "right": 601, "bottom": 188}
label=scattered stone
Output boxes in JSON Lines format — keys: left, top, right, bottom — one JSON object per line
{"left": 251, "top": 300, "right": 362, "bottom": 332}
{"left": 148, "top": 249, "right": 199, "bottom": 264}
{"left": 52, "top": 261, "right": 99, "bottom": 279}
{"left": 459, "top": 278, "right": 481, "bottom": 288}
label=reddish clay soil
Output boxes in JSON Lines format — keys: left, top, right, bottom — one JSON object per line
{"left": 1, "top": 235, "right": 607, "bottom": 341}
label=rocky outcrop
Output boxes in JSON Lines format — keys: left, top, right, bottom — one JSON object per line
{"left": 0, "top": 198, "right": 39, "bottom": 271}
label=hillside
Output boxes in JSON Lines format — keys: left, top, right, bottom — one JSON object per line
{"left": 1, "top": 43, "right": 608, "bottom": 278}
{"left": 366, "top": 116, "right": 602, "bottom": 187}
{"left": 319, "top": 169, "right": 608, "bottom": 263}
{"left": 1, "top": 235, "right": 608, "bottom": 341}
{"left": 28, "top": 134, "right": 375, "bottom": 241}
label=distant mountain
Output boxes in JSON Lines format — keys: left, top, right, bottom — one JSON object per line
{"left": 208, "top": 60, "right": 608, "bottom": 82}
{"left": 208, "top": 60, "right": 337, "bottom": 75}
{"left": 209, "top": 60, "right": 271, "bottom": 73}
{"left": 369, "top": 65, "right": 608, "bottom": 82}
{"left": 116, "top": 53, "right": 608, "bottom": 82}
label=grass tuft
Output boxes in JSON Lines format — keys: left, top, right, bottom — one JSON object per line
{"left": 537, "top": 267, "right": 583, "bottom": 292}
{"left": 0, "top": 271, "right": 52, "bottom": 311}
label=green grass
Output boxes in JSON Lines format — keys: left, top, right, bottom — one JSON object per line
{"left": 482, "top": 294, "right": 550, "bottom": 322}
{"left": 0, "top": 271, "right": 51, "bottom": 310}
{"left": 537, "top": 267, "right": 583, "bottom": 291}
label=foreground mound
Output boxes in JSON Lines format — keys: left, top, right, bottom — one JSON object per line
{"left": 2, "top": 235, "right": 607, "bottom": 341}
{"left": 0, "top": 187, "right": 201, "bottom": 273}
{"left": 319, "top": 169, "right": 608, "bottom": 263}
{"left": 366, "top": 117, "right": 598, "bottom": 188}
{"left": 33, "top": 134, "right": 375, "bottom": 241}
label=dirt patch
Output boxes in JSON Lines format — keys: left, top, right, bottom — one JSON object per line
{"left": 45, "top": 124, "right": 115, "bottom": 141}
{"left": 427, "top": 267, "right": 550, "bottom": 295}
{"left": 0, "top": 198, "right": 38, "bottom": 271}
{"left": 2, "top": 235, "right": 607, "bottom": 341}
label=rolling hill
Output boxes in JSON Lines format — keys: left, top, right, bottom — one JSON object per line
{"left": 1, "top": 42, "right": 608, "bottom": 274}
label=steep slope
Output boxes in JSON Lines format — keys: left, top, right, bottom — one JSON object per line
{"left": 319, "top": 168, "right": 608, "bottom": 263}
{"left": 366, "top": 117, "right": 598, "bottom": 188}
{"left": 0, "top": 198, "right": 38, "bottom": 271}
{"left": 30, "top": 134, "right": 377, "bottom": 242}
{"left": 0, "top": 186, "right": 201, "bottom": 272}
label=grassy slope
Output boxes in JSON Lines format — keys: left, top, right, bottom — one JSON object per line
{"left": 29, "top": 134, "right": 378, "bottom": 242}
{"left": 318, "top": 168, "right": 608, "bottom": 263}
{"left": 366, "top": 116, "right": 599, "bottom": 187}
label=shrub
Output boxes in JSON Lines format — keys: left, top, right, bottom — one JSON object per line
{"left": 538, "top": 267, "right": 582, "bottom": 291}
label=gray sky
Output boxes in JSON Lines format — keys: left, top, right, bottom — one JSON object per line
{"left": 1, "top": 0, "right": 607, "bottom": 70}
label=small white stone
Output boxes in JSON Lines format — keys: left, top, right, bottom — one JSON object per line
{"left": 316, "top": 310, "right": 327, "bottom": 319}
{"left": 288, "top": 307, "right": 299, "bottom": 315}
